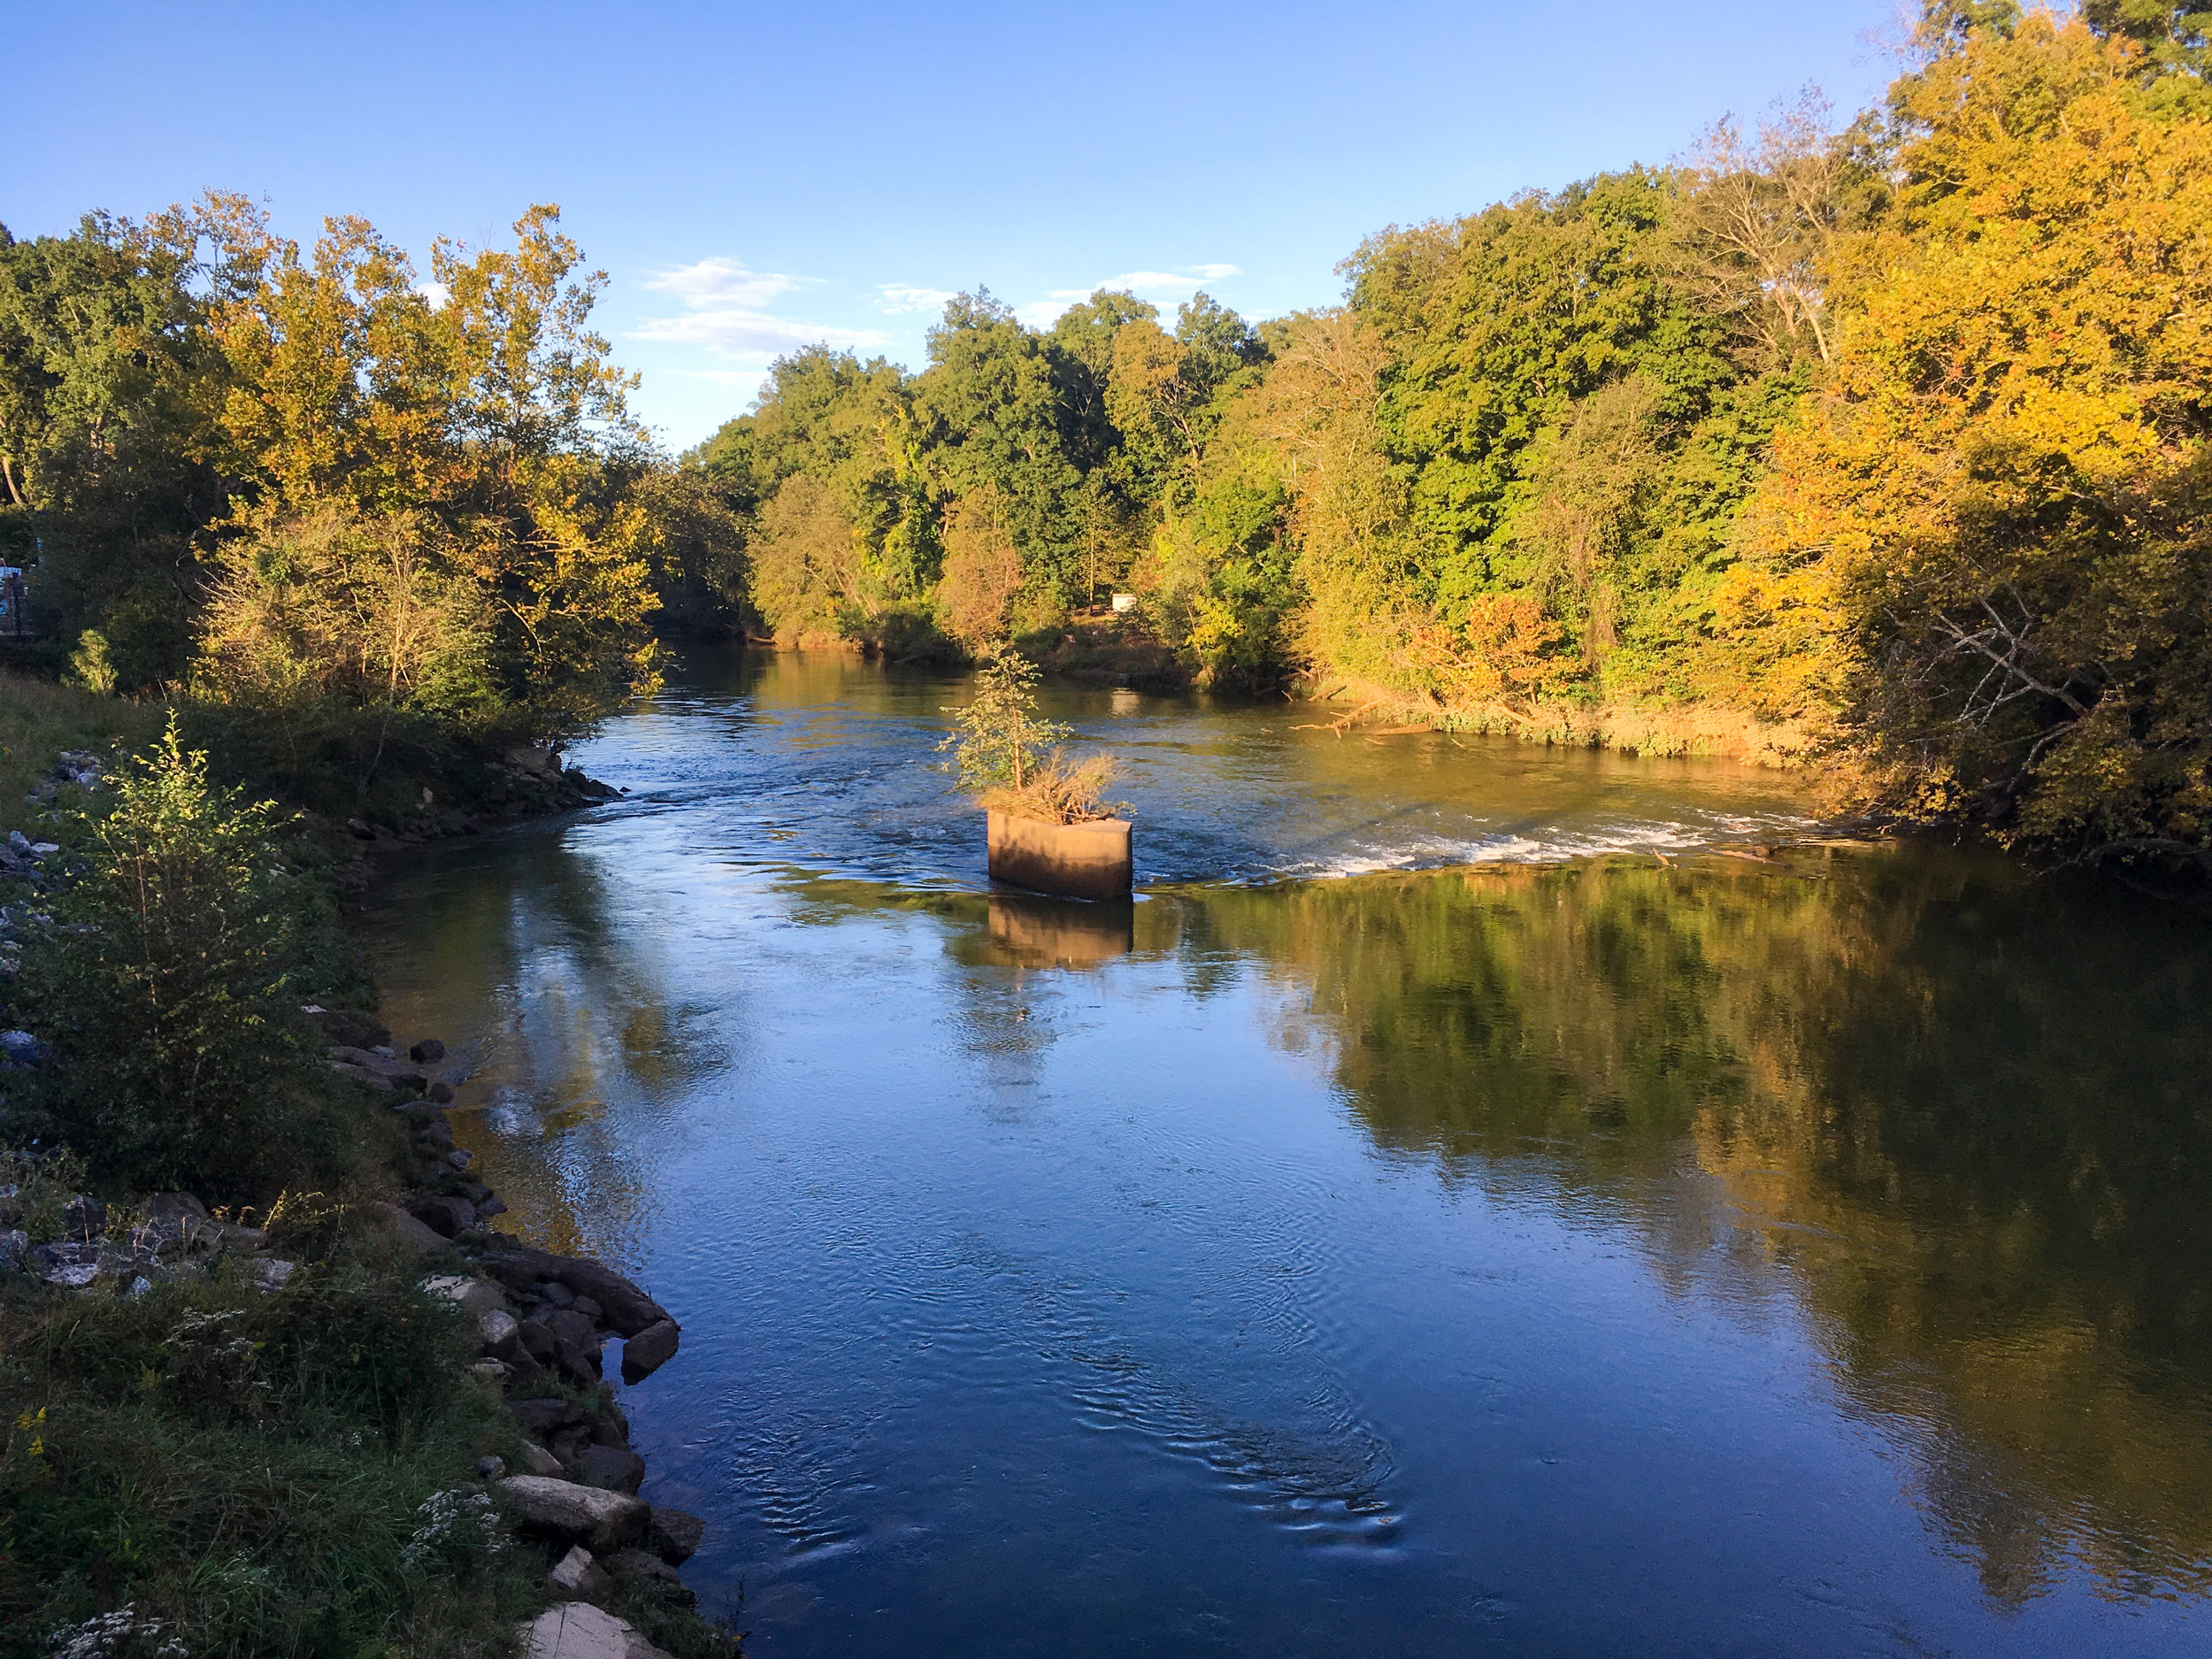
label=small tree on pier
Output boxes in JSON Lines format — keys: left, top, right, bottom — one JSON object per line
{"left": 939, "top": 641, "right": 1118, "bottom": 823}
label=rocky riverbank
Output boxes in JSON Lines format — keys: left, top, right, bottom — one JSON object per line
{"left": 319, "top": 1017, "right": 722, "bottom": 1659}
{"left": 326, "top": 744, "right": 625, "bottom": 899}
{"left": 0, "top": 717, "right": 733, "bottom": 1658}
{"left": 1, "top": 1011, "right": 728, "bottom": 1659}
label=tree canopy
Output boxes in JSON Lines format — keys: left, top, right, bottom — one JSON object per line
{"left": 13, "top": 3, "right": 2212, "bottom": 865}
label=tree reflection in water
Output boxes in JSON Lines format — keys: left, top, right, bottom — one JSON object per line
{"left": 1141, "top": 847, "right": 2212, "bottom": 1603}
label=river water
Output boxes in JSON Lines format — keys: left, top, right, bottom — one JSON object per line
{"left": 359, "top": 649, "right": 2212, "bottom": 1657}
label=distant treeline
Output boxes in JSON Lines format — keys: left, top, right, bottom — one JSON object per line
{"left": 5, "top": 2, "right": 2212, "bottom": 864}
{"left": 693, "top": 2, "right": 2212, "bottom": 866}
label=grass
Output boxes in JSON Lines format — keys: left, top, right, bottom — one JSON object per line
{"left": 1297, "top": 672, "right": 1821, "bottom": 766}
{"left": 0, "top": 1219, "right": 548, "bottom": 1659}
{"left": 0, "top": 676, "right": 163, "bottom": 828}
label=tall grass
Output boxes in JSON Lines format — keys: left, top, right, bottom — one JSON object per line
{"left": 0, "top": 1229, "right": 546, "bottom": 1659}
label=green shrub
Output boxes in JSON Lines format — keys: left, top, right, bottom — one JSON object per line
{"left": 938, "top": 641, "right": 1119, "bottom": 824}
{"left": 12, "top": 718, "right": 367, "bottom": 1197}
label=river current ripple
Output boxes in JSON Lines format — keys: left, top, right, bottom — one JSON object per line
{"left": 360, "top": 649, "right": 2212, "bottom": 1659}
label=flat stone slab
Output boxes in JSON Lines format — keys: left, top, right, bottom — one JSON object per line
{"left": 517, "top": 1602, "right": 675, "bottom": 1659}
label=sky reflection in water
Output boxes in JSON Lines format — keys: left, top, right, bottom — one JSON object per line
{"left": 360, "top": 649, "right": 2212, "bottom": 1657}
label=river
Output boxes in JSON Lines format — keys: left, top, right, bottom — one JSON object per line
{"left": 359, "top": 648, "right": 2212, "bottom": 1657}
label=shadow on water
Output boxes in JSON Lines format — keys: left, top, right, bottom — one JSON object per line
{"left": 355, "top": 649, "right": 2212, "bottom": 1655}
{"left": 1141, "top": 847, "right": 2212, "bottom": 1606}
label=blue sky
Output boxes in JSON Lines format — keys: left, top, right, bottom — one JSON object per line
{"left": 11, "top": 2, "right": 1898, "bottom": 450}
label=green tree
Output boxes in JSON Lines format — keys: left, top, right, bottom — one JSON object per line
{"left": 0, "top": 211, "right": 223, "bottom": 690}
{"left": 939, "top": 639, "right": 1070, "bottom": 795}
{"left": 918, "top": 290, "right": 1087, "bottom": 615}
{"left": 17, "top": 721, "right": 351, "bottom": 1194}
{"left": 204, "top": 200, "right": 669, "bottom": 737}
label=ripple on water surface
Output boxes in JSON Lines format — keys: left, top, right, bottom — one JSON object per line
{"left": 355, "top": 649, "right": 2212, "bottom": 1658}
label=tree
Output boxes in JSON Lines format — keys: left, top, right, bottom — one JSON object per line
{"left": 937, "top": 483, "right": 1025, "bottom": 649}
{"left": 918, "top": 289, "right": 1087, "bottom": 612}
{"left": 0, "top": 211, "right": 222, "bottom": 689}
{"left": 204, "top": 200, "right": 666, "bottom": 734}
{"left": 937, "top": 639, "right": 1114, "bottom": 821}
{"left": 195, "top": 500, "right": 490, "bottom": 789}
{"left": 1503, "top": 374, "right": 1664, "bottom": 665}
{"left": 1673, "top": 92, "right": 1846, "bottom": 367}
{"left": 1753, "top": 10, "right": 2212, "bottom": 856}
{"left": 18, "top": 721, "right": 347, "bottom": 1194}
{"left": 749, "top": 472, "right": 862, "bottom": 641}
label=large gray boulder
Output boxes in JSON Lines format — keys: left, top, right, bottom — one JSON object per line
{"left": 574, "top": 1444, "right": 645, "bottom": 1496}
{"left": 368, "top": 1202, "right": 448, "bottom": 1255}
{"left": 496, "top": 1476, "right": 647, "bottom": 1553}
{"left": 620, "top": 1319, "right": 680, "bottom": 1384}
{"left": 480, "top": 1246, "right": 674, "bottom": 1338}
{"left": 647, "top": 1507, "right": 705, "bottom": 1565}
{"left": 511, "top": 1396, "right": 583, "bottom": 1435}
{"left": 406, "top": 1194, "right": 476, "bottom": 1239}
{"left": 133, "top": 1194, "right": 211, "bottom": 1260}
{"left": 326, "top": 1045, "right": 426, "bottom": 1091}
{"left": 604, "top": 1548, "right": 695, "bottom": 1606}
{"left": 421, "top": 1272, "right": 506, "bottom": 1319}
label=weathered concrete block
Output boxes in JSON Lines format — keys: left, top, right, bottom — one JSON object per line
{"left": 987, "top": 810, "right": 1132, "bottom": 902}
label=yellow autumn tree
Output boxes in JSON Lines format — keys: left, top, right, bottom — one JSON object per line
{"left": 202, "top": 199, "right": 665, "bottom": 740}
{"left": 1750, "top": 9, "right": 2212, "bottom": 859}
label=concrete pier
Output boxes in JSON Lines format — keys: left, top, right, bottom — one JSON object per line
{"left": 987, "top": 810, "right": 1133, "bottom": 902}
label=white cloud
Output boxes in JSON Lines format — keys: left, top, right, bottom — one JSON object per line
{"left": 631, "top": 311, "right": 886, "bottom": 355}
{"left": 1047, "top": 265, "right": 1242, "bottom": 303}
{"left": 629, "top": 257, "right": 886, "bottom": 359}
{"left": 641, "top": 256, "right": 808, "bottom": 311}
{"left": 877, "top": 282, "right": 960, "bottom": 315}
{"left": 1017, "top": 264, "right": 1244, "bottom": 327}
{"left": 675, "top": 368, "right": 773, "bottom": 389}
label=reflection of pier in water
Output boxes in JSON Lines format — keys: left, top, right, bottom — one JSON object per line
{"left": 983, "top": 892, "right": 1134, "bottom": 969}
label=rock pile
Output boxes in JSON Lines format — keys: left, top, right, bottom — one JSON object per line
{"left": 2, "top": 1000, "right": 714, "bottom": 1648}
{"left": 0, "top": 1177, "right": 288, "bottom": 1294}
{"left": 364, "top": 1026, "right": 709, "bottom": 1647}
{"left": 26, "top": 749, "right": 106, "bottom": 803}
{"left": 0, "top": 746, "right": 102, "bottom": 978}
{"left": 338, "top": 749, "right": 621, "bottom": 854}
